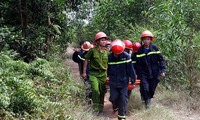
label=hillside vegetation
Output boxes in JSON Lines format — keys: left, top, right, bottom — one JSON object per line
{"left": 0, "top": 0, "right": 200, "bottom": 119}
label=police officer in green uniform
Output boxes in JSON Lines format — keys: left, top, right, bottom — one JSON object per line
{"left": 82, "top": 32, "right": 109, "bottom": 115}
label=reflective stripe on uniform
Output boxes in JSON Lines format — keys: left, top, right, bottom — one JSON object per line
{"left": 136, "top": 53, "right": 145, "bottom": 58}
{"left": 78, "top": 55, "right": 85, "bottom": 61}
{"left": 132, "top": 61, "right": 136, "bottom": 63}
{"left": 118, "top": 115, "right": 126, "bottom": 119}
{"left": 108, "top": 59, "right": 131, "bottom": 65}
{"left": 147, "top": 51, "right": 161, "bottom": 55}
{"left": 136, "top": 51, "right": 161, "bottom": 58}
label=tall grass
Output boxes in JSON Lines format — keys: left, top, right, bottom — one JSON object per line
{"left": 127, "top": 89, "right": 179, "bottom": 120}
{"left": 127, "top": 84, "right": 200, "bottom": 120}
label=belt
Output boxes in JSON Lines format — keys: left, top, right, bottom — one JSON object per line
{"left": 91, "top": 69, "right": 105, "bottom": 73}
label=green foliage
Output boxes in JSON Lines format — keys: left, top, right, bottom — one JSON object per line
{"left": 0, "top": 51, "right": 84, "bottom": 118}
{"left": 85, "top": 0, "right": 200, "bottom": 89}
{"left": 0, "top": 0, "right": 200, "bottom": 118}
{"left": 29, "top": 58, "right": 55, "bottom": 80}
{"left": 9, "top": 83, "right": 38, "bottom": 113}
{"left": 79, "top": 0, "right": 200, "bottom": 92}
{"left": 62, "top": 1, "right": 97, "bottom": 44}
{"left": 144, "top": 0, "right": 200, "bottom": 89}
{"left": 0, "top": 1, "right": 70, "bottom": 62}
{"left": 80, "top": 0, "right": 153, "bottom": 41}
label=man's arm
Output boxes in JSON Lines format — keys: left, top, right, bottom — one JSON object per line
{"left": 82, "top": 59, "right": 88, "bottom": 80}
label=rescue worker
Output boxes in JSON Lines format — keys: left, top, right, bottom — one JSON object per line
{"left": 108, "top": 40, "right": 136, "bottom": 120}
{"left": 82, "top": 32, "right": 109, "bottom": 115}
{"left": 128, "top": 42, "right": 142, "bottom": 99}
{"left": 76, "top": 41, "right": 93, "bottom": 101}
{"left": 104, "top": 40, "right": 111, "bottom": 102}
{"left": 126, "top": 41, "right": 142, "bottom": 99}
{"left": 132, "top": 42, "right": 141, "bottom": 70}
{"left": 72, "top": 41, "right": 85, "bottom": 76}
{"left": 123, "top": 39, "right": 133, "bottom": 54}
{"left": 123, "top": 39, "right": 134, "bottom": 99}
{"left": 136, "top": 30, "right": 166, "bottom": 108}
{"left": 79, "top": 41, "right": 94, "bottom": 80}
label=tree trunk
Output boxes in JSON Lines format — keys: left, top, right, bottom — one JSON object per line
{"left": 19, "top": 0, "right": 28, "bottom": 37}
{"left": 44, "top": 1, "right": 54, "bottom": 55}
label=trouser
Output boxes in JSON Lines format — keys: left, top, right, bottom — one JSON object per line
{"left": 128, "top": 90, "right": 132, "bottom": 99}
{"left": 89, "top": 74, "right": 106, "bottom": 112}
{"left": 78, "top": 63, "right": 82, "bottom": 76}
{"left": 110, "top": 85, "right": 128, "bottom": 119}
{"left": 140, "top": 75, "right": 160, "bottom": 101}
{"left": 84, "top": 81, "right": 92, "bottom": 100}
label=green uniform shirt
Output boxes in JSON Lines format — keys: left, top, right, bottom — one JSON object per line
{"left": 85, "top": 48, "right": 108, "bottom": 76}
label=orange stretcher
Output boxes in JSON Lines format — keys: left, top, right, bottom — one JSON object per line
{"left": 128, "top": 79, "right": 140, "bottom": 90}
{"left": 106, "top": 78, "right": 140, "bottom": 91}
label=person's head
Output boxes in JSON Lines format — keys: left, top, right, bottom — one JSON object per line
{"left": 123, "top": 40, "right": 132, "bottom": 54}
{"left": 140, "top": 30, "right": 154, "bottom": 47}
{"left": 132, "top": 42, "right": 141, "bottom": 53}
{"left": 111, "top": 39, "right": 125, "bottom": 57}
{"left": 97, "top": 37, "right": 107, "bottom": 47}
{"left": 142, "top": 37, "right": 152, "bottom": 47}
{"left": 81, "top": 41, "right": 93, "bottom": 52}
{"left": 94, "top": 32, "right": 108, "bottom": 47}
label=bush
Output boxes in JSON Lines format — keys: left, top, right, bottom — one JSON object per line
{"left": 0, "top": 50, "right": 84, "bottom": 118}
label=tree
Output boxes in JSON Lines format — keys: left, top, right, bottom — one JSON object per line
{"left": 0, "top": 0, "right": 71, "bottom": 62}
{"left": 146, "top": 0, "right": 200, "bottom": 94}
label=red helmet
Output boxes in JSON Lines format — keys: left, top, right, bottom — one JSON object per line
{"left": 128, "top": 83, "right": 134, "bottom": 91}
{"left": 94, "top": 32, "right": 108, "bottom": 44}
{"left": 140, "top": 30, "right": 155, "bottom": 40}
{"left": 123, "top": 40, "right": 133, "bottom": 49}
{"left": 81, "top": 41, "right": 93, "bottom": 51}
{"left": 111, "top": 40, "right": 125, "bottom": 54}
{"left": 132, "top": 42, "right": 141, "bottom": 52}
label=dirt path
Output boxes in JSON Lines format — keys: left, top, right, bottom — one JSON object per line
{"left": 65, "top": 45, "right": 200, "bottom": 120}
{"left": 65, "top": 46, "right": 131, "bottom": 120}
{"left": 66, "top": 58, "right": 132, "bottom": 120}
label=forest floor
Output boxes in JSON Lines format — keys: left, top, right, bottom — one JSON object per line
{"left": 65, "top": 45, "right": 200, "bottom": 120}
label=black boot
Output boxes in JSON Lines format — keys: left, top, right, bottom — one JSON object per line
{"left": 145, "top": 99, "right": 151, "bottom": 109}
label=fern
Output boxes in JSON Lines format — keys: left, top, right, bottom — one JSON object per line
{"left": 9, "top": 84, "right": 40, "bottom": 114}
{"left": 0, "top": 93, "right": 10, "bottom": 109}
{"left": 0, "top": 51, "right": 83, "bottom": 118}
